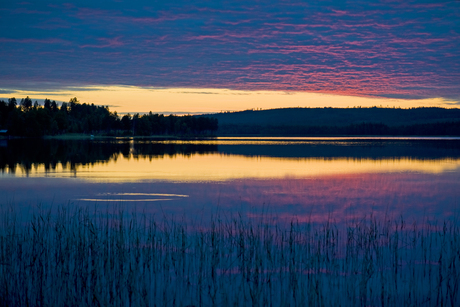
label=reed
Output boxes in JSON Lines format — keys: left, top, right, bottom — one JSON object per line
{"left": 0, "top": 206, "right": 459, "bottom": 306}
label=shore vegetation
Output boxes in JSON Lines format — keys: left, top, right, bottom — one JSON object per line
{"left": 0, "top": 206, "right": 458, "bottom": 306}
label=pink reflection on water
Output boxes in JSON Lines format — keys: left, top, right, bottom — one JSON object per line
{"left": 1, "top": 171, "right": 459, "bottom": 226}
{"left": 191, "top": 172, "right": 460, "bottom": 225}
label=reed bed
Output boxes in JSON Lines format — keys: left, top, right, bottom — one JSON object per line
{"left": 0, "top": 207, "right": 459, "bottom": 306}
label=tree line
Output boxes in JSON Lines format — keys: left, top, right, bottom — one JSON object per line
{"left": 0, "top": 97, "right": 218, "bottom": 137}
{"left": 210, "top": 107, "right": 460, "bottom": 127}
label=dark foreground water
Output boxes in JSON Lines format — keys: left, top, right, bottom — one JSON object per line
{"left": 1, "top": 137, "right": 459, "bottom": 224}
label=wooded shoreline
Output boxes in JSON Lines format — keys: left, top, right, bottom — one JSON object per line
{"left": 0, "top": 97, "right": 218, "bottom": 137}
{"left": 1, "top": 96, "right": 460, "bottom": 137}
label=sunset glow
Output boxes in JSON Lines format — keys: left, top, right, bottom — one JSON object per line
{"left": 2, "top": 1, "right": 460, "bottom": 304}
{"left": 0, "top": 86, "right": 456, "bottom": 114}
{"left": 1, "top": 0, "right": 459, "bottom": 112}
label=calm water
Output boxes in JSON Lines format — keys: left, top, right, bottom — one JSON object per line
{"left": 1, "top": 137, "right": 459, "bottom": 224}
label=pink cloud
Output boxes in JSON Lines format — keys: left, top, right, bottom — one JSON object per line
{"left": 79, "top": 37, "right": 124, "bottom": 49}
{"left": 74, "top": 7, "right": 192, "bottom": 25}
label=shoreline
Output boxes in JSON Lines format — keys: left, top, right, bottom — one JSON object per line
{"left": 42, "top": 133, "right": 213, "bottom": 140}
{"left": 34, "top": 133, "right": 460, "bottom": 141}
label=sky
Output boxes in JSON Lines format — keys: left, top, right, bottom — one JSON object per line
{"left": 1, "top": 0, "right": 459, "bottom": 114}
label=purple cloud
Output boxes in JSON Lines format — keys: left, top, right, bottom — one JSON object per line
{"left": 0, "top": 0, "right": 458, "bottom": 101}
{"left": 79, "top": 37, "right": 125, "bottom": 49}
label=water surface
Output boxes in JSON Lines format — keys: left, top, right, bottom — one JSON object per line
{"left": 1, "top": 137, "right": 459, "bottom": 224}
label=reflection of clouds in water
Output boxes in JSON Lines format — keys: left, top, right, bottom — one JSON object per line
{"left": 6, "top": 156, "right": 459, "bottom": 182}
{"left": 3, "top": 138, "right": 460, "bottom": 182}
{"left": 1, "top": 172, "right": 459, "bottom": 226}
{"left": 98, "top": 193, "right": 189, "bottom": 197}
{"left": 76, "top": 199, "right": 174, "bottom": 202}
{"left": 74, "top": 192, "right": 189, "bottom": 202}
{"left": 203, "top": 172, "right": 460, "bottom": 224}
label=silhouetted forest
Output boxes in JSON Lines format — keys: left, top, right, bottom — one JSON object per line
{"left": 2, "top": 97, "right": 460, "bottom": 137}
{"left": 207, "top": 107, "right": 460, "bottom": 136}
{"left": 0, "top": 97, "right": 218, "bottom": 137}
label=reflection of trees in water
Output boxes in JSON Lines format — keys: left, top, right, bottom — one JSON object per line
{"left": 0, "top": 139, "right": 218, "bottom": 173}
{"left": 218, "top": 140, "right": 460, "bottom": 160}
{"left": 1, "top": 139, "right": 459, "bottom": 174}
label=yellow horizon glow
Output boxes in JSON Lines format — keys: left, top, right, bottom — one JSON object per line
{"left": 2, "top": 153, "right": 459, "bottom": 183}
{"left": 1, "top": 85, "right": 456, "bottom": 114}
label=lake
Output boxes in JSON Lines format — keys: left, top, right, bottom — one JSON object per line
{"left": 2, "top": 136, "right": 460, "bottom": 305}
{"left": 1, "top": 137, "right": 459, "bottom": 225}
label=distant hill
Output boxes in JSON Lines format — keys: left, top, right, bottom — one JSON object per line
{"left": 205, "top": 107, "right": 460, "bottom": 126}
{"left": 200, "top": 107, "right": 460, "bottom": 136}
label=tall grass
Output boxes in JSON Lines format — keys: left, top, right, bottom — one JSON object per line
{"left": 0, "top": 206, "right": 459, "bottom": 306}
